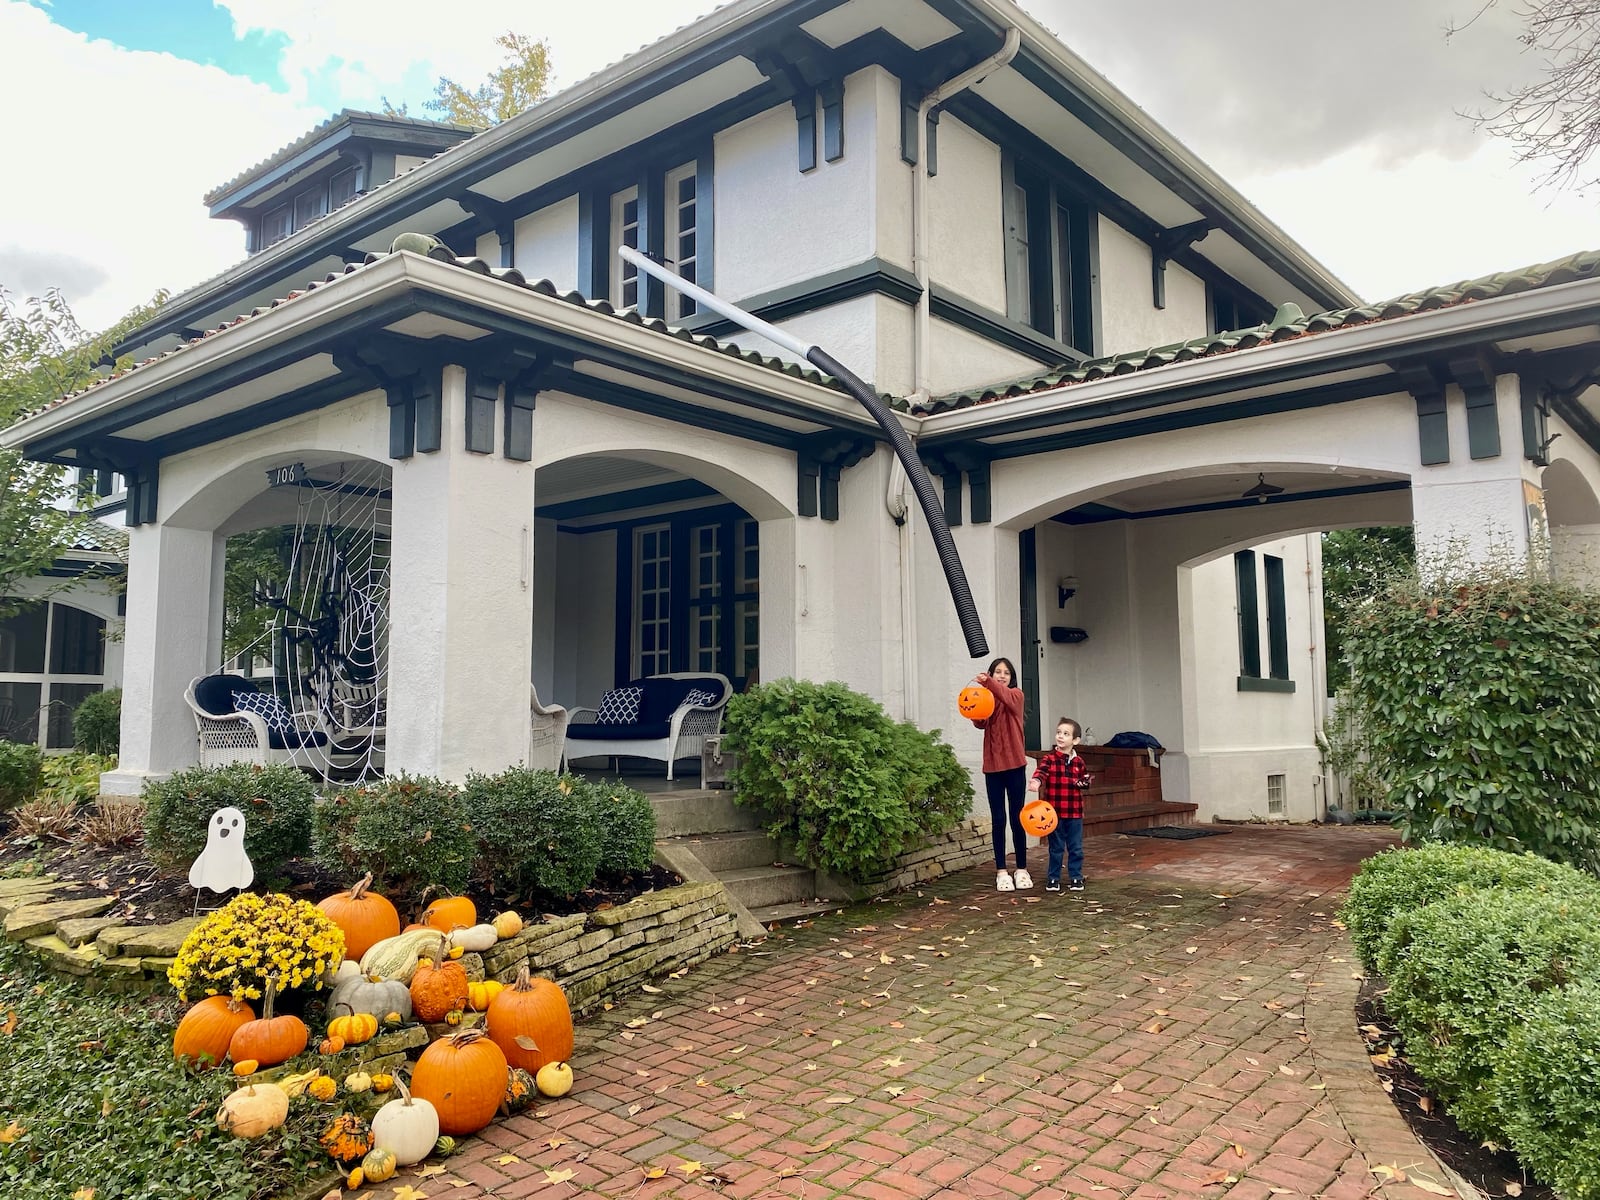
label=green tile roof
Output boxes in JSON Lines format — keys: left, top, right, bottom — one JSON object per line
{"left": 915, "top": 248, "right": 1600, "bottom": 415}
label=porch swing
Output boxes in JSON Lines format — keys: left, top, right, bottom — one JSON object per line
{"left": 183, "top": 460, "right": 391, "bottom": 783}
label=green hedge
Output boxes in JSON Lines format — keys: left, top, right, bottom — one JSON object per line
{"left": 1341, "top": 843, "right": 1592, "bottom": 969}
{"left": 312, "top": 773, "right": 475, "bottom": 910}
{"left": 0, "top": 741, "right": 42, "bottom": 811}
{"left": 1497, "top": 977, "right": 1600, "bottom": 1200}
{"left": 461, "top": 767, "right": 606, "bottom": 898}
{"left": 723, "top": 678, "right": 972, "bottom": 882}
{"left": 141, "top": 763, "right": 314, "bottom": 884}
{"left": 71, "top": 688, "right": 120, "bottom": 757}
{"left": 1379, "top": 885, "right": 1600, "bottom": 1142}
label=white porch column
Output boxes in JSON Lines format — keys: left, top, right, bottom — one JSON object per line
{"left": 101, "top": 522, "right": 215, "bottom": 797}
{"left": 1411, "top": 373, "right": 1540, "bottom": 570}
{"left": 1553, "top": 525, "right": 1600, "bottom": 588}
{"left": 386, "top": 366, "right": 537, "bottom": 782}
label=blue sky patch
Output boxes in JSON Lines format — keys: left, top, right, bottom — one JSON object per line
{"left": 31, "top": 0, "right": 289, "bottom": 90}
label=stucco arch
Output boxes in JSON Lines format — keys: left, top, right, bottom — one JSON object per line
{"left": 1542, "top": 456, "right": 1600, "bottom": 526}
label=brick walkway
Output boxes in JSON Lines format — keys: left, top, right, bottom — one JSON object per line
{"left": 422, "top": 825, "right": 1457, "bottom": 1200}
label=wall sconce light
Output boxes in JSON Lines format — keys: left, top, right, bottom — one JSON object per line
{"left": 1057, "top": 576, "right": 1077, "bottom": 609}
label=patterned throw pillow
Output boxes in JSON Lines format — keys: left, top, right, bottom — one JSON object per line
{"left": 232, "top": 690, "right": 294, "bottom": 734}
{"left": 681, "top": 687, "right": 720, "bottom": 709}
{"left": 595, "top": 685, "right": 644, "bottom": 725}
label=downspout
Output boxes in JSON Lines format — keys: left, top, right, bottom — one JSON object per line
{"left": 910, "top": 26, "right": 1021, "bottom": 408}
{"left": 1306, "top": 534, "right": 1327, "bottom": 818}
{"left": 897, "top": 27, "right": 1021, "bottom": 721}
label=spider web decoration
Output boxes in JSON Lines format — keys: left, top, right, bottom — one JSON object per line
{"left": 253, "top": 460, "right": 391, "bottom": 782}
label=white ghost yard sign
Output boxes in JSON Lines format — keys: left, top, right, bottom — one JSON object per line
{"left": 189, "top": 806, "right": 255, "bottom": 895}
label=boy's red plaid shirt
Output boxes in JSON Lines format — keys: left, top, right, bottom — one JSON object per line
{"left": 1032, "top": 750, "right": 1092, "bottom": 819}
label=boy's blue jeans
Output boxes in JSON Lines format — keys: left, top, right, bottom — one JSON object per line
{"left": 1046, "top": 817, "right": 1084, "bottom": 881}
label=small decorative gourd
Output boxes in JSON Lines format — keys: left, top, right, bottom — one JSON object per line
{"left": 410, "top": 1028, "right": 508, "bottom": 1136}
{"left": 535, "top": 1060, "right": 574, "bottom": 1098}
{"left": 447, "top": 923, "right": 498, "bottom": 952}
{"left": 173, "top": 995, "right": 256, "bottom": 1068}
{"left": 327, "top": 1003, "right": 379, "bottom": 1045}
{"left": 216, "top": 1081, "right": 289, "bottom": 1138}
{"left": 466, "top": 979, "right": 504, "bottom": 1011}
{"left": 503, "top": 1066, "right": 538, "bottom": 1114}
{"left": 319, "top": 1112, "right": 375, "bottom": 1164}
{"left": 360, "top": 1146, "right": 398, "bottom": 1183}
{"left": 491, "top": 910, "right": 523, "bottom": 939}
{"left": 410, "top": 934, "right": 470, "bottom": 1023}
{"left": 228, "top": 980, "right": 308, "bottom": 1067}
{"left": 370, "top": 1076, "right": 439, "bottom": 1166}
{"left": 345, "top": 1071, "right": 373, "bottom": 1094}
{"left": 359, "top": 928, "right": 445, "bottom": 983}
{"left": 316, "top": 872, "right": 402, "bottom": 961}
{"left": 329, "top": 971, "right": 413, "bottom": 1024}
{"left": 309, "top": 1074, "right": 338, "bottom": 1101}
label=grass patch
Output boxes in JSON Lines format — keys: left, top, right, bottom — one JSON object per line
{"left": 0, "top": 938, "right": 332, "bottom": 1199}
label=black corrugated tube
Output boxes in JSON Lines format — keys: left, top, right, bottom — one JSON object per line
{"left": 806, "top": 347, "right": 989, "bottom": 659}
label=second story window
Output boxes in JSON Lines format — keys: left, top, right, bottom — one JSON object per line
{"left": 330, "top": 166, "right": 362, "bottom": 209}
{"left": 610, "top": 186, "right": 641, "bottom": 309}
{"left": 1002, "top": 156, "right": 1094, "bottom": 354}
{"left": 262, "top": 205, "right": 293, "bottom": 248}
{"left": 293, "top": 187, "right": 327, "bottom": 231}
{"left": 664, "top": 162, "right": 698, "bottom": 321}
{"left": 581, "top": 145, "right": 712, "bottom": 322}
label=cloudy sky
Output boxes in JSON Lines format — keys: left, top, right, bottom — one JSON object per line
{"left": 2, "top": 0, "right": 1594, "bottom": 332}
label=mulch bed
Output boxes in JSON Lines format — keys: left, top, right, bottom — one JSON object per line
{"left": 0, "top": 812, "right": 681, "bottom": 928}
{"left": 1355, "top": 977, "right": 1553, "bottom": 1200}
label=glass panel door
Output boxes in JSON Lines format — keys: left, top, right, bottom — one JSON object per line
{"left": 634, "top": 524, "right": 671, "bottom": 678}
{"left": 688, "top": 523, "right": 721, "bottom": 673}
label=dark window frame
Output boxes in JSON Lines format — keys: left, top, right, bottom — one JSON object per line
{"left": 1235, "top": 550, "right": 1296, "bottom": 692}
{"left": 1002, "top": 153, "right": 1095, "bottom": 354}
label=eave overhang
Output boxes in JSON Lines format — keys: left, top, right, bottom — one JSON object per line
{"left": 6, "top": 252, "right": 892, "bottom": 467}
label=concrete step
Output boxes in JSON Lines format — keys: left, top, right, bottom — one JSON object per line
{"left": 648, "top": 789, "right": 765, "bottom": 837}
{"left": 717, "top": 864, "right": 821, "bottom": 911}
{"left": 749, "top": 898, "right": 848, "bottom": 928}
{"left": 664, "top": 829, "right": 787, "bottom": 872}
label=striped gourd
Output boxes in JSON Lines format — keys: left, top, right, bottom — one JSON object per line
{"left": 359, "top": 929, "right": 445, "bottom": 982}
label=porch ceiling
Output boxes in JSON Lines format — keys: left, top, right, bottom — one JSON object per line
{"left": 1065, "top": 467, "right": 1409, "bottom": 523}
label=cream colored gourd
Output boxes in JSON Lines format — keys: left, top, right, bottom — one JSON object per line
{"left": 491, "top": 911, "right": 523, "bottom": 939}
{"left": 370, "top": 1077, "right": 440, "bottom": 1166}
{"left": 216, "top": 1082, "right": 289, "bottom": 1138}
{"left": 447, "top": 923, "right": 498, "bottom": 952}
{"left": 535, "top": 1060, "right": 574, "bottom": 1098}
{"left": 359, "top": 928, "right": 444, "bottom": 982}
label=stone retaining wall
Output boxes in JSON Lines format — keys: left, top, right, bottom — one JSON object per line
{"left": 819, "top": 819, "right": 994, "bottom": 903}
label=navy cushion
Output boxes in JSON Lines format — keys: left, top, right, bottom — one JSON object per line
{"left": 269, "top": 728, "right": 330, "bottom": 750}
{"left": 193, "top": 674, "right": 257, "bottom": 717}
{"left": 636, "top": 677, "right": 720, "bottom": 725}
{"left": 567, "top": 720, "right": 672, "bottom": 742}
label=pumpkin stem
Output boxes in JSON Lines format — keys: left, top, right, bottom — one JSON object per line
{"left": 349, "top": 871, "right": 374, "bottom": 901}
{"left": 512, "top": 963, "right": 536, "bottom": 992}
{"left": 449, "top": 1027, "right": 489, "bottom": 1048}
{"left": 262, "top": 978, "right": 279, "bottom": 1021}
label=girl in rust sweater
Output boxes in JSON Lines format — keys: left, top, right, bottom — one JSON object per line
{"left": 972, "top": 656, "right": 1031, "bottom": 891}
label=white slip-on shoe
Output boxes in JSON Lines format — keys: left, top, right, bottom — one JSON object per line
{"left": 1013, "top": 869, "right": 1034, "bottom": 890}
{"left": 996, "top": 872, "right": 1015, "bottom": 892}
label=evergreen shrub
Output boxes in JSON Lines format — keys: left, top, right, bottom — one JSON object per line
{"left": 1497, "top": 978, "right": 1600, "bottom": 1200}
{"left": 71, "top": 688, "right": 120, "bottom": 757}
{"left": 1347, "top": 561, "right": 1600, "bottom": 870}
{"left": 1341, "top": 843, "right": 1594, "bottom": 969}
{"left": 313, "top": 773, "right": 474, "bottom": 908}
{"left": 1378, "top": 886, "right": 1600, "bottom": 1141}
{"left": 461, "top": 767, "right": 605, "bottom": 898}
{"left": 0, "top": 740, "right": 42, "bottom": 810}
{"left": 585, "top": 779, "right": 657, "bottom": 877}
{"left": 142, "top": 762, "right": 315, "bottom": 883}
{"left": 723, "top": 678, "right": 972, "bottom": 881}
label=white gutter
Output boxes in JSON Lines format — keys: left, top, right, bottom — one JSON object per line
{"left": 921, "top": 272, "right": 1600, "bottom": 438}
{"left": 2, "top": 252, "right": 888, "bottom": 452}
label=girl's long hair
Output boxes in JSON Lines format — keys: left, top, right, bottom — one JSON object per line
{"left": 987, "top": 656, "right": 1019, "bottom": 687}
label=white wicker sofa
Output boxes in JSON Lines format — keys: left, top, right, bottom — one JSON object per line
{"left": 563, "top": 672, "right": 731, "bottom": 781}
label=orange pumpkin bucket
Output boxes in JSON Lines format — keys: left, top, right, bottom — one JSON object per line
{"left": 957, "top": 685, "right": 995, "bottom": 721}
{"left": 1020, "top": 800, "right": 1058, "bottom": 838}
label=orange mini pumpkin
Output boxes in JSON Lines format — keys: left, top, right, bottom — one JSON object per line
{"left": 957, "top": 685, "right": 995, "bottom": 721}
{"left": 1020, "top": 799, "right": 1059, "bottom": 838}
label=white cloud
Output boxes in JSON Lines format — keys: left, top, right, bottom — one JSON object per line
{"left": 0, "top": 1, "right": 321, "bottom": 328}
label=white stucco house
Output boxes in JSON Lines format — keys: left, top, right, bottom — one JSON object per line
{"left": 6, "top": 0, "right": 1600, "bottom": 825}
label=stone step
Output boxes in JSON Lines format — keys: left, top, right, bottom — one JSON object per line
{"left": 649, "top": 789, "right": 765, "bottom": 837}
{"left": 98, "top": 916, "right": 202, "bottom": 959}
{"left": 664, "top": 830, "right": 787, "bottom": 872}
{"left": 4, "top": 895, "right": 117, "bottom": 940}
{"left": 748, "top": 898, "right": 848, "bottom": 929}
{"left": 717, "top": 864, "right": 821, "bottom": 911}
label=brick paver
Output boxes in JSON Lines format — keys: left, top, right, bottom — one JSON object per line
{"left": 408, "top": 826, "right": 1457, "bottom": 1200}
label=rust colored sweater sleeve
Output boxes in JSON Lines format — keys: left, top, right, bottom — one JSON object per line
{"left": 979, "top": 679, "right": 1026, "bottom": 774}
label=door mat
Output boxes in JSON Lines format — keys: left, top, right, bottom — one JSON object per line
{"left": 1124, "top": 825, "right": 1231, "bottom": 840}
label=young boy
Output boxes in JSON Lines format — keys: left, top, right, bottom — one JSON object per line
{"left": 1027, "top": 717, "right": 1092, "bottom": 892}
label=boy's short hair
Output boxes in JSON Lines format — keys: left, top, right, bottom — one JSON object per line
{"left": 1057, "top": 717, "right": 1081, "bottom": 738}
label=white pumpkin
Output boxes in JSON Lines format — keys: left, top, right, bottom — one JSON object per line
{"left": 447, "top": 923, "right": 498, "bottom": 952}
{"left": 371, "top": 1077, "right": 440, "bottom": 1166}
{"left": 216, "top": 1082, "right": 289, "bottom": 1139}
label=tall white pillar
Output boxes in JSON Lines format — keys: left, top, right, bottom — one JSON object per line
{"left": 101, "top": 523, "right": 215, "bottom": 797}
{"left": 386, "top": 366, "right": 537, "bottom": 782}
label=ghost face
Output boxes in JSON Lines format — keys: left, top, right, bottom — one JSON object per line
{"left": 213, "top": 810, "right": 242, "bottom": 841}
{"left": 190, "top": 804, "right": 254, "bottom": 893}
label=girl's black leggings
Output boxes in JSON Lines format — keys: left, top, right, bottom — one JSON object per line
{"left": 985, "top": 766, "right": 1028, "bottom": 870}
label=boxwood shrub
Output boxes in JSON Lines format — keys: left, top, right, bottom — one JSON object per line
{"left": 723, "top": 678, "right": 972, "bottom": 881}
{"left": 1497, "top": 977, "right": 1600, "bottom": 1200}
{"left": 585, "top": 779, "right": 657, "bottom": 878}
{"left": 1341, "top": 843, "right": 1594, "bottom": 969}
{"left": 141, "top": 762, "right": 315, "bottom": 884}
{"left": 313, "top": 773, "right": 475, "bottom": 909}
{"left": 71, "top": 688, "right": 120, "bottom": 757}
{"left": 461, "top": 767, "right": 605, "bottom": 898}
{"left": 0, "top": 740, "right": 42, "bottom": 811}
{"left": 1378, "top": 885, "right": 1600, "bottom": 1141}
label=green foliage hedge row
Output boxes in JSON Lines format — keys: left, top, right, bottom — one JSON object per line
{"left": 0, "top": 740, "right": 42, "bottom": 811}
{"left": 1346, "top": 564, "right": 1600, "bottom": 870}
{"left": 1341, "top": 846, "right": 1600, "bottom": 1197}
{"left": 71, "top": 687, "right": 120, "bottom": 757}
{"left": 723, "top": 678, "right": 972, "bottom": 881}
{"left": 142, "top": 763, "right": 316, "bottom": 884}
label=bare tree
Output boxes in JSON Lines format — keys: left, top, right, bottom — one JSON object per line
{"left": 1456, "top": 0, "right": 1600, "bottom": 191}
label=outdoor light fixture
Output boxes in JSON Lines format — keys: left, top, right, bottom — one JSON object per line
{"left": 1241, "top": 473, "right": 1284, "bottom": 503}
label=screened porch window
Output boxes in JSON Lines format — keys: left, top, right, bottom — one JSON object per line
{"left": 0, "top": 600, "right": 109, "bottom": 748}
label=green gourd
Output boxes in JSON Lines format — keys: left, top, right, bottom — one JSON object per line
{"left": 329, "top": 972, "right": 414, "bottom": 1023}
{"left": 358, "top": 928, "right": 444, "bottom": 982}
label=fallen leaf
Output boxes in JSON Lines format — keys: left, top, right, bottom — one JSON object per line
{"left": 1279, "top": 1065, "right": 1296, "bottom": 1076}
{"left": 641, "top": 984, "right": 662, "bottom": 993}
{"left": 1, "top": 1010, "right": 16, "bottom": 1036}
{"left": 544, "top": 1168, "right": 575, "bottom": 1184}
{"left": 642, "top": 1166, "right": 667, "bottom": 1180}
{"left": 882, "top": 1056, "right": 903, "bottom": 1068}
{"left": 1232, "top": 1143, "right": 1246, "bottom": 1159}
{"left": 839, "top": 950, "right": 854, "bottom": 958}
{"left": 0, "top": 1122, "right": 23, "bottom": 1144}
{"left": 628, "top": 1103, "right": 642, "bottom": 1116}
{"left": 1201, "top": 1168, "right": 1232, "bottom": 1186}
{"left": 1111, "top": 1082, "right": 1124, "bottom": 1094}
{"left": 1505, "top": 1183, "right": 1523, "bottom": 1197}
{"left": 726, "top": 1111, "right": 745, "bottom": 1121}
{"left": 730, "top": 1045, "right": 748, "bottom": 1055}
{"left": 676, "top": 1160, "right": 705, "bottom": 1176}
{"left": 1031, "top": 1012, "right": 1059, "bottom": 1021}
{"left": 625, "top": 1017, "right": 649, "bottom": 1028}
{"left": 515, "top": 1035, "right": 541, "bottom": 1050}
{"left": 884, "top": 1085, "right": 905, "bottom": 1097}
{"left": 392, "top": 1187, "right": 429, "bottom": 1200}
{"left": 1418, "top": 1096, "right": 1434, "bottom": 1114}
{"left": 823, "top": 1094, "right": 856, "bottom": 1104}
{"left": 72, "top": 1189, "right": 96, "bottom": 1200}
{"left": 1409, "top": 1179, "right": 1453, "bottom": 1197}
{"left": 495, "top": 1154, "right": 521, "bottom": 1165}
{"left": 416, "top": 1165, "right": 448, "bottom": 1179}
{"left": 1145, "top": 1022, "right": 1165, "bottom": 1034}
{"left": 1185, "top": 947, "right": 1198, "bottom": 954}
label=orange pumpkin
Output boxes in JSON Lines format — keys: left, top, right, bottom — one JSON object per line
{"left": 410, "top": 934, "right": 470, "bottom": 1023}
{"left": 421, "top": 896, "right": 476, "bottom": 932}
{"left": 174, "top": 995, "right": 257, "bottom": 1068}
{"left": 317, "top": 872, "right": 401, "bottom": 961}
{"left": 410, "top": 1028, "right": 508, "bottom": 1135}
{"left": 486, "top": 964, "right": 574, "bottom": 1071}
{"left": 228, "top": 981, "right": 308, "bottom": 1067}
{"left": 1019, "top": 799, "right": 1059, "bottom": 838}
{"left": 957, "top": 685, "right": 995, "bottom": 721}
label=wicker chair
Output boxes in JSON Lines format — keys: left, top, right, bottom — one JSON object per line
{"left": 183, "top": 674, "right": 337, "bottom": 779}
{"left": 529, "top": 683, "right": 569, "bottom": 772}
{"left": 564, "top": 672, "right": 730, "bottom": 781}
